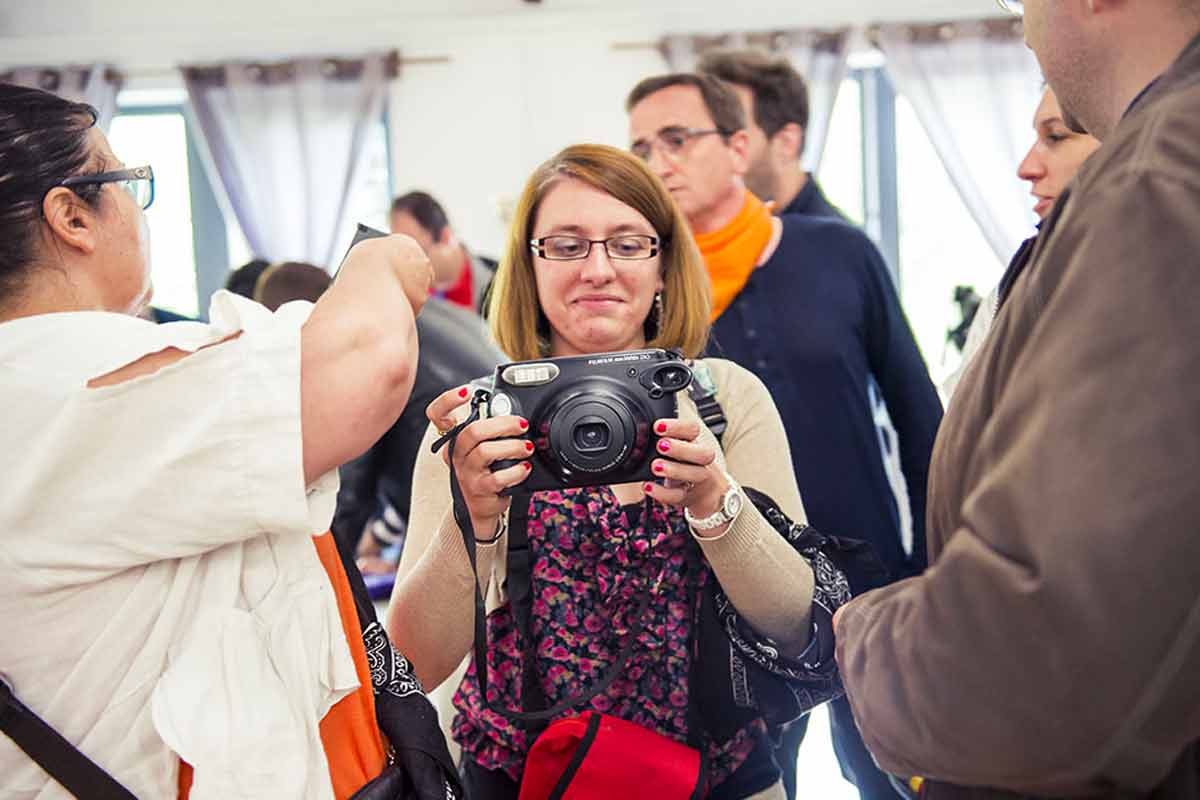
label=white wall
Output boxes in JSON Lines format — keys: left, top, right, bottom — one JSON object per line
{"left": 389, "top": 29, "right": 665, "bottom": 257}
{"left": 0, "top": 0, "right": 1000, "bottom": 257}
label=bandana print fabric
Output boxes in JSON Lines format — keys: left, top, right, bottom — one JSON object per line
{"left": 451, "top": 486, "right": 764, "bottom": 785}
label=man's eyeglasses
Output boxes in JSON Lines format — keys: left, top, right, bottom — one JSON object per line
{"left": 630, "top": 127, "right": 724, "bottom": 162}
{"left": 530, "top": 234, "right": 663, "bottom": 261}
{"left": 996, "top": 0, "right": 1023, "bottom": 16}
{"left": 60, "top": 166, "right": 155, "bottom": 210}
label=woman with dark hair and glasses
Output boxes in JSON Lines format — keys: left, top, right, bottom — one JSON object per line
{"left": 387, "top": 144, "right": 851, "bottom": 799}
{"left": 0, "top": 83, "right": 459, "bottom": 799}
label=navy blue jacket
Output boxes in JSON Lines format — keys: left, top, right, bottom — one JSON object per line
{"left": 705, "top": 215, "right": 942, "bottom": 578}
{"left": 779, "top": 175, "right": 845, "bottom": 221}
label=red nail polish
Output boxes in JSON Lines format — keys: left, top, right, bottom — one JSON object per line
{"left": 644, "top": 483, "right": 654, "bottom": 493}
{"left": 519, "top": 419, "right": 529, "bottom": 430}
{"left": 658, "top": 439, "right": 670, "bottom": 453}
{"left": 653, "top": 462, "right": 665, "bottom": 473}
{"left": 525, "top": 441, "right": 534, "bottom": 452}
{"left": 656, "top": 422, "right": 668, "bottom": 434}
{"left": 458, "top": 387, "right": 469, "bottom": 398}
{"left": 523, "top": 462, "right": 532, "bottom": 470}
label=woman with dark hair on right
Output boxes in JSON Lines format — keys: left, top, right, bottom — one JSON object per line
{"left": 943, "top": 85, "right": 1100, "bottom": 400}
{"left": 387, "top": 144, "right": 853, "bottom": 799}
{"left": 0, "top": 82, "right": 459, "bottom": 799}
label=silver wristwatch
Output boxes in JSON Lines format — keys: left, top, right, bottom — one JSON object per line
{"left": 684, "top": 482, "right": 745, "bottom": 532}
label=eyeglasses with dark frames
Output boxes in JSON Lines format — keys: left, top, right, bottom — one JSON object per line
{"left": 530, "top": 234, "right": 663, "bottom": 261}
{"left": 59, "top": 165, "right": 155, "bottom": 210}
{"left": 996, "top": 0, "right": 1023, "bottom": 16}
{"left": 630, "top": 126, "right": 725, "bottom": 162}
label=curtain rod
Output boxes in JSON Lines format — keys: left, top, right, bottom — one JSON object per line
{"left": 109, "top": 54, "right": 452, "bottom": 81}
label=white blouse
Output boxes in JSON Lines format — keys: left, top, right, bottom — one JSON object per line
{"left": 0, "top": 292, "right": 356, "bottom": 800}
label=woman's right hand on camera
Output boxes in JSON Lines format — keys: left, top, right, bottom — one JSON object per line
{"left": 427, "top": 385, "right": 533, "bottom": 538}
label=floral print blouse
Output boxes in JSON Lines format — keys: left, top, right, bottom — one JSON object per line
{"left": 451, "top": 485, "right": 765, "bottom": 786}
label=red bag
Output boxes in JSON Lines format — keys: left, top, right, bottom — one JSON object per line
{"left": 519, "top": 712, "right": 704, "bottom": 800}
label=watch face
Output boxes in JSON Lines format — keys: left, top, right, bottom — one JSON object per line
{"left": 724, "top": 489, "right": 743, "bottom": 518}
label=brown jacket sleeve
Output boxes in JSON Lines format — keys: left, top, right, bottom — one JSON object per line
{"left": 835, "top": 161, "right": 1200, "bottom": 795}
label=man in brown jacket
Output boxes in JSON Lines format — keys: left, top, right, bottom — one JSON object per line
{"left": 834, "top": 1, "right": 1200, "bottom": 797}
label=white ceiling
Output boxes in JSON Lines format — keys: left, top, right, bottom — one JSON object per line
{"left": 0, "top": 0, "right": 1000, "bottom": 72}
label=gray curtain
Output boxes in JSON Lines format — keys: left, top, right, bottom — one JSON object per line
{"left": 658, "top": 28, "right": 851, "bottom": 172}
{"left": 876, "top": 19, "right": 1043, "bottom": 263}
{"left": 1, "top": 65, "right": 123, "bottom": 130}
{"left": 182, "top": 51, "right": 398, "bottom": 270}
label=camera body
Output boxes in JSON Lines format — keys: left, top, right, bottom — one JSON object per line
{"left": 483, "top": 348, "right": 693, "bottom": 492}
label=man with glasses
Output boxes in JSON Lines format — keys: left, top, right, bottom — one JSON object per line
{"left": 694, "top": 49, "right": 921, "bottom": 800}
{"left": 834, "top": 0, "right": 1200, "bottom": 797}
{"left": 627, "top": 74, "right": 942, "bottom": 799}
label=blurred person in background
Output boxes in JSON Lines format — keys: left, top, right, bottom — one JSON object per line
{"left": 698, "top": 49, "right": 845, "bottom": 221}
{"left": 390, "top": 190, "right": 496, "bottom": 314}
{"left": 628, "top": 73, "right": 942, "bottom": 800}
{"left": 223, "top": 256, "right": 270, "bottom": 299}
{"left": 698, "top": 49, "right": 908, "bottom": 799}
{"left": 253, "top": 260, "right": 333, "bottom": 311}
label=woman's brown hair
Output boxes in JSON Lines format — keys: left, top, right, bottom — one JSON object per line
{"left": 487, "top": 143, "right": 711, "bottom": 361}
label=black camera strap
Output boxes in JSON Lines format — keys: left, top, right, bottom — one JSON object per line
{"left": 0, "top": 678, "right": 136, "bottom": 800}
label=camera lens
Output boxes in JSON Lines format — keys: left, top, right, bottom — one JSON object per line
{"left": 573, "top": 420, "right": 611, "bottom": 452}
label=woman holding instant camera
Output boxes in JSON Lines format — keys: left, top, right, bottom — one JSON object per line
{"left": 388, "top": 144, "right": 847, "bottom": 799}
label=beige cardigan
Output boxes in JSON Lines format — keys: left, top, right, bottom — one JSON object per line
{"left": 387, "top": 357, "right": 815, "bottom": 691}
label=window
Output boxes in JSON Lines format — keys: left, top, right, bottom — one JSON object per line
{"left": 108, "top": 107, "right": 201, "bottom": 318}
{"left": 819, "top": 66, "right": 1010, "bottom": 384}
{"left": 112, "top": 91, "right": 394, "bottom": 316}
{"left": 894, "top": 95, "right": 1005, "bottom": 383}
{"left": 224, "top": 113, "right": 391, "bottom": 275}
{"left": 328, "top": 113, "right": 394, "bottom": 269}
{"left": 817, "top": 77, "right": 866, "bottom": 226}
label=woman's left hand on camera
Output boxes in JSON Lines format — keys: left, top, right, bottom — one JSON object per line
{"left": 643, "top": 418, "right": 730, "bottom": 518}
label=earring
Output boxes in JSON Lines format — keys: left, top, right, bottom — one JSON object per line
{"left": 646, "top": 291, "right": 664, "bottom": 339}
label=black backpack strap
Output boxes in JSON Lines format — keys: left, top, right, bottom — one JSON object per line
{"left": 687, "top": 362, "right": 726, "bottom": 444}
{"left": 0, "top": 678, "right": 137, "bottom": 800}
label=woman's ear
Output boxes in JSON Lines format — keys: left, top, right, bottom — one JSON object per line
{"left": 41, "top": 186, "right": 99, "bottom": 256}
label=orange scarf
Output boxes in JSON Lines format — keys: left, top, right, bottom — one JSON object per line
{"left": 694, "top": 190, "right": 775, "bottom": 321}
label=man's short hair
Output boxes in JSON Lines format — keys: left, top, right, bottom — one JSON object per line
{"left": 390, "top": 191, "right": 450, "bottom": 240}
{"left": 697, "top": 49, "right": 810, "bottom": 139}
{"left": 224, "top": 258, "right": 270, "bottom": 299}
{"left": 254, "top": 261, "right": 331, "bottom": 311}
{"left": 625, "top": 73, "right": 746, "bottom": 135}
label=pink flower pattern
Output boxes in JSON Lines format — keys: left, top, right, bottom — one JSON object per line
{"left": 451, "top": 486, "right": 763, "bottom": 785}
